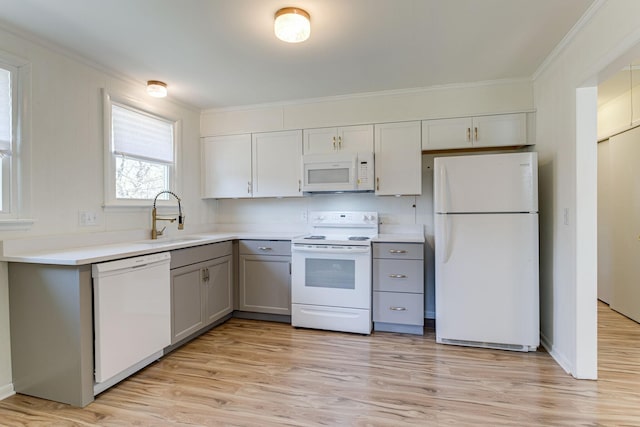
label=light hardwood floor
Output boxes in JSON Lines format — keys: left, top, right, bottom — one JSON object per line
{"left": 1, "top": 302, "right": 639, "bottom": 426}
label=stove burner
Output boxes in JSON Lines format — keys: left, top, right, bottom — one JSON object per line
{"left": 304, "top": 235, "right": 326, "bottom": 240}
{"left": 348, "top": 236, "right": 370, "bottom": 241}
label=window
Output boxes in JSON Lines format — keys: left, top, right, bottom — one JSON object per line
{"left": 0, "top": 65, "right": 12, "bottom": 212}
{"left": 0, "top": 53, "right": 32, "bottom": 228}
{"left": 105, "top": 94, "right": 178, "bottom": 205}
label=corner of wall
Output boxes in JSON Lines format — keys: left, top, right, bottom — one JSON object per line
{"left": 0, "top": 261, "right": 13, "bottom": 399}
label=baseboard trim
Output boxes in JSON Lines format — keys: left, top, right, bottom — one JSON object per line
{"left": 0, "top": 383, "right": 15, "bottom": 400}
{"left": 540, "top": 331, "right": 573, "bottom": 376}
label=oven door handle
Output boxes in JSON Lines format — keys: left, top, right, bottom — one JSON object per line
{"left": 292, "top": 246, "right": 371, "bottom": 254}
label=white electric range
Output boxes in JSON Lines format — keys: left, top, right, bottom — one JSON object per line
{"left": 291, "top": 211, "right": 378, "bottom": 334}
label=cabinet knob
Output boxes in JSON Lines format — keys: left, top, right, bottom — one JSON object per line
{"left": 376, "top": 177, "right": 380, "bottom": 191}
{"left": 389, "top": 274, "right": 407, "bottom": 279}
{"left": 332, "top": 136, "right": 336, "bottom": 150}
{"left": 467, "top": 127, "right": 471, "bottom": 142}
{"left": 247, "top": 181, "right": 252, "bottom": 194}
{"left": 389, "top": 306, "right": 407, "bottom": 311}
{"left": 338, "top": 136, "right": 342, "bottom": 149}
{"left": 474, "top": 127, "right": 478, "bottom": 141}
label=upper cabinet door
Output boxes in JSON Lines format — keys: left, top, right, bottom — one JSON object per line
{"left": 337, "top": 125, "right": 374, "bottom": 152}
{"left": 303, "top": 127, "right": 338, "bottom": 154}
{"left": 303, "top": 125, "right": 374, "bottom": 154}
{"left": 252, "top": 130, "right": 303, "bottom": 198}
{"left": 422, "top": 117, "right": 473, "bottom": 150}
{"left": 374, "top": 121, "right": 422, "bottom": 196}
{"left": 202, "top": 134, "right": 252, "bottom": 198}
{"left": 472, "top": 113, "right": 526, "bottom": 148}
{"left": 422, "top": 113, "right": 528, "bottom": 150}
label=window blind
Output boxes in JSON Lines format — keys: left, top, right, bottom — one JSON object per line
{"left": 112, "top": 103, "right": 173, "bottom": 163}
{"left": 0, "top": 68, "right": 11, "bottom": 153}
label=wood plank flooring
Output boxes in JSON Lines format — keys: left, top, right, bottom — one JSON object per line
{"left": 1, "top": 302, "right": 640, "bottom": 426}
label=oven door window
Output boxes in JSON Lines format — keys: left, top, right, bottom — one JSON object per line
{"left": 305, "top": 258, "right": 355, "bottom": 289}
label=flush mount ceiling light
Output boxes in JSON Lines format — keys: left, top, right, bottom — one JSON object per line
{"left": 274, "top": 7, "right": 310, "bottom": 43}
{"left": 147, "top": 80, "right": 168, "bottom": 98}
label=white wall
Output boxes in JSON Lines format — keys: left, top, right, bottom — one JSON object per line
{"left": 533, "top": 0, "right": 640, "bottom": 379}
{"left": 0, "top": 25, "right": 210, "bottom": 398}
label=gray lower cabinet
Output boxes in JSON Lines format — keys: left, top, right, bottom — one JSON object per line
{"left": 238, "top": 240, "right": 291, "bottom": 317}
{"left": 373, "top": 242, "right": 425, "bottom": 335}
{"left": 170, "top": 241, "right": 233, "bottom": 345}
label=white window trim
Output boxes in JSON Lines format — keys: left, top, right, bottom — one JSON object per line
{"left": 0, "top": 51, "right": 33, "bottom": 230}
{"left": 103, "top": 90, "right": 181, "bottom": 208}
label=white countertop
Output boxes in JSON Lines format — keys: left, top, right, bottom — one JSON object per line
{"left": 0, "top": 229, "right": 425, "bottom": 266}
{"left": 0, "top": 232, "right": 301, "bottom": 266}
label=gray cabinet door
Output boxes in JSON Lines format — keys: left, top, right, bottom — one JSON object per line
{"left": 204, "top": 255, "right": 233, "bottom": 325}
{"left": 171, "top": 263, "right": 205, "bottom": 344}
{"left": 239, "top": 254, "right": 291, "bottom": 315}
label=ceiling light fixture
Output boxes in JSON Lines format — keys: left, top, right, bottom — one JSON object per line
{"left": 147, "top": 80, "right": 168, "bottom": 98}
{"left": 274, "top": 7, "right": 310, "bottom": 43}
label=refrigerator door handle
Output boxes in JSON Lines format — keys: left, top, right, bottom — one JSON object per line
{"left": 438, "top": 164, "right": 449, "bottom": 213}
{"left": 444, "top": 214, "right": 453, "bottom": 263}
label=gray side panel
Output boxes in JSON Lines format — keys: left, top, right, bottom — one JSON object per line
{"left": 9, "top": 263, "right": 94, "bottom": 407}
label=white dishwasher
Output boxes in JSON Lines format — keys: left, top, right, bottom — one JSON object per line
{"left": 92, "top": 252, "right": 171, "bottom": 394}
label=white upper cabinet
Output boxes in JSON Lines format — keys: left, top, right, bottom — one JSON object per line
{"left": 422, "top": 113, "right": 527, "bottom": 150}
{"left": 374, "top": 121, "right": 422, "bottom": 196}
{"left": 202, "top": 130, "right": 302, "bottom": 199}
{"left": 251, "top": 130, "right": 302, "bottom": 198}
{"left": 303, "top": 124, "right": 373, "bottom": 154}
{"left": 202, "top": 134, "right": 252, "bottom": 198}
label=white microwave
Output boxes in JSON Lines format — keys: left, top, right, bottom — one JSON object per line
{"left": 302, "top": 152, "right": 374, "bottom": 193}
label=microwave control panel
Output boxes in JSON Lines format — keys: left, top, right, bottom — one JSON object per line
{"left": 356, "top": 152, "right": 374, "bottom": 190}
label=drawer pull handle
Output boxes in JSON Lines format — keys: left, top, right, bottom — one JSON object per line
{"left": 258, "top": 247, "right": 272, "bottom": 251}
{"left": 389, "top": 274, "right": 407, "bottom": 279}
{"left": 389, "top": 249, "right": 407, "bottom": 254}
{"left": 389, "top": 306, "right": 407, "bottom": 311}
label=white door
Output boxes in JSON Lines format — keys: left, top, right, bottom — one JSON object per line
{"left": 434, "top": 152, "right": 537, "bottom": 213}
{"left": 337, "top": 125, "right": 374, "bottom": 152}
{"left": 252, "top": 130, "right": 302, "bottom": 198}
{"left": 472, "top": 113, "right": 526, "bottom": 147}
{"left": 202, "top": 134, "right": 252, "bottom": 198}
{"left": 609, "top": 128, "right": 640, "bottom": 322}
{"left": 303, "top": 127, "right": 338, "bottom": 154}
{"left": 435, "top": 213, "right": 539, "bottom": 348}
{"left": 374, "top": 121, "right": 422, "bottom": 196}
{"left": 422, "top": 117, "right": 473, "bottom": 150}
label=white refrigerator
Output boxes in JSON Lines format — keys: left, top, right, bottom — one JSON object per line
{"left": 434, "top": 152, "right": 539, "bottom": 352}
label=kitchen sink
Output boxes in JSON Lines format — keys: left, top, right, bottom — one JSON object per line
{"left": 137, "top": 236, "right": 204, "bottom": 246}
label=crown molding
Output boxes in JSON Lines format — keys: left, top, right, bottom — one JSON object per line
{"left": 533, "top": 0, "right": 607, "bottom": 81}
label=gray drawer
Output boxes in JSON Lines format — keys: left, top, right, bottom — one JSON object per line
{"left": 373, "top": 291, "right": 424, "bottom": 326}
{"left": 373, "top": 259, "right": 424, "bottom": 293}
{"left": 239, "top": 240, "right": 291, "bottom": 256}
{"left": 171, "top": 240, "right": 232, "bottom": 269}
{"left": 373, "top": 242, "right": 424, "bottom": 260}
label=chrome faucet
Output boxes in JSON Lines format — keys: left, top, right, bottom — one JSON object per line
{"left": 151, "top": 190, "right": 184, "bottom": 239}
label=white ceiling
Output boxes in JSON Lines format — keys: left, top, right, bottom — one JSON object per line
{"left": 0, "top": 0, "right": 595, "bottom": 110}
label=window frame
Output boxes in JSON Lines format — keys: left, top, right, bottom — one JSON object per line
{"left": 0, "top": 52, "right": 33, "bottom": 230}
{"left": 103, "top": 91, "right": 181, "bottom": 208}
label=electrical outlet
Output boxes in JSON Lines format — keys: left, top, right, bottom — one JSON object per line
{"left": 79, "top": 211, "right": 98, "bottom": 226}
